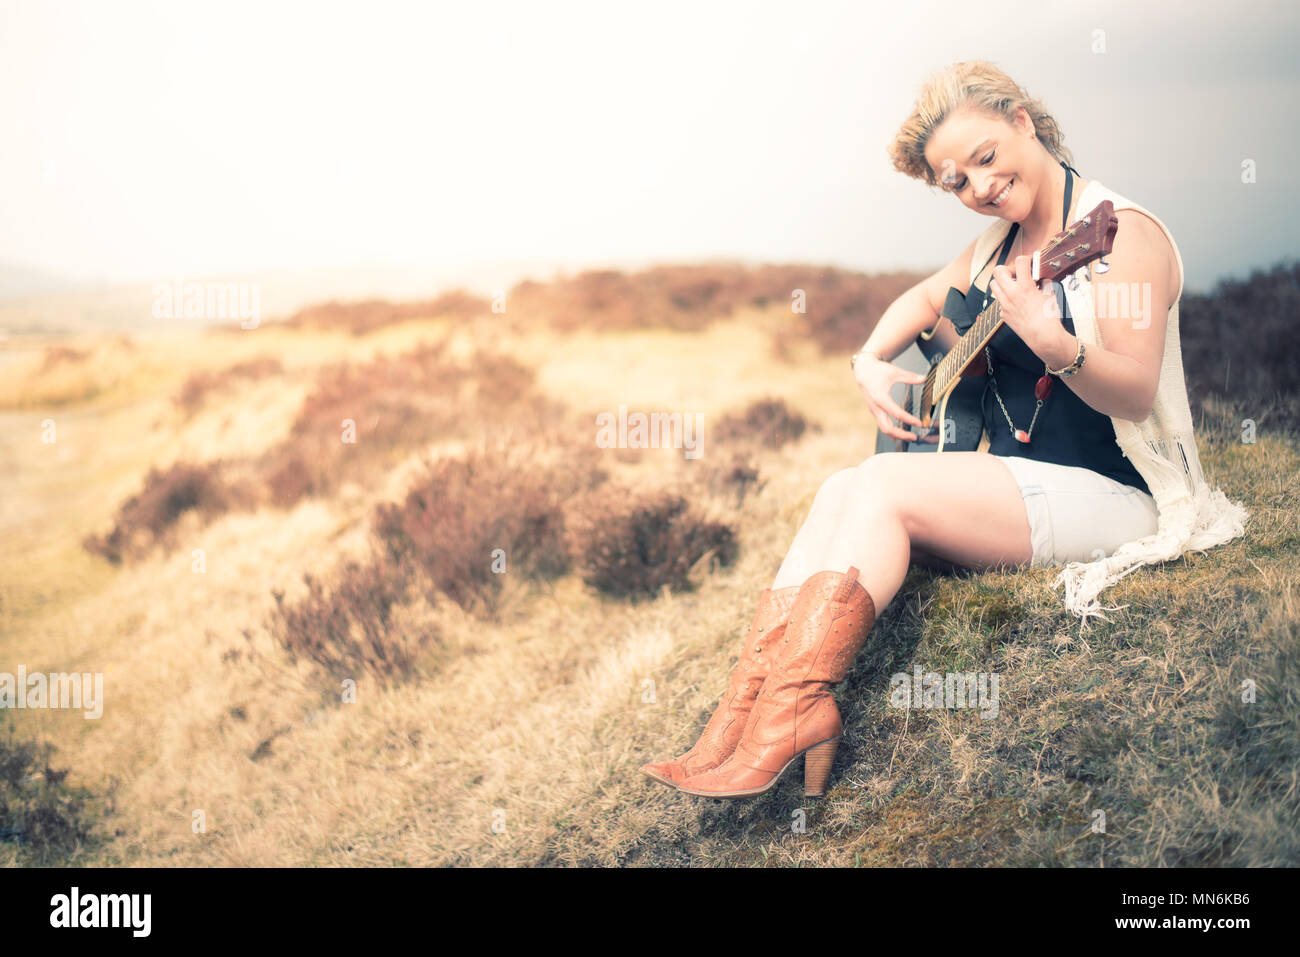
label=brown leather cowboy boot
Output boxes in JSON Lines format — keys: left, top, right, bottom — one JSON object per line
{"left": 640, "top": 585, "right": 801, "bottom": 788}
{"left": 675, "top": 565, "right": 876, "bottom": 799}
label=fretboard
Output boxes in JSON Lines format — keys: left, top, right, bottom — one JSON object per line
{"left": 931, "top": 295, "right": 1005, "bottom": 396}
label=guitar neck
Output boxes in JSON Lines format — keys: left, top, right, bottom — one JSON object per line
{"left": 914, "top": 199, "right": 1118, "bottom": 422}
{"left": 931, "top": 295, "right": 1005, "bottom": 397}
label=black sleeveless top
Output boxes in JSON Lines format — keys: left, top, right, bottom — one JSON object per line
{"left": 951, "top": 165, "right": 1150, "bottom": 495}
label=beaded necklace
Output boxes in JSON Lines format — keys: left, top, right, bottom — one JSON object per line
{"left": 981, "top": 162, "right": 1077, "bottom": 445}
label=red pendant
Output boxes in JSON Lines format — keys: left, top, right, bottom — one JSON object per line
{"left": 1014, "top": 429, "right": 1031, "bottom": 443}
{"left": 1035, "top": 374, "right": 1053, "bottom": 399}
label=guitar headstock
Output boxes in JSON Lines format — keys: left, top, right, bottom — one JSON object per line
{"left": 1036, "top": 200, "right": 1118, "bottom": 282}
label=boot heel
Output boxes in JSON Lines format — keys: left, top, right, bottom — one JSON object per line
{"left": 803, "top": 737, "right": 840, "bottom": 797}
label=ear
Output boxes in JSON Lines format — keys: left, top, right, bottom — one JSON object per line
{"left": 1012, "top": 106, "right": 1034, "bottom": 138}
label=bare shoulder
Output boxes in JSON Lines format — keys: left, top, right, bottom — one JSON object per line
{"left": 1112, "top": 208, "right": 1182, "bottom": 301}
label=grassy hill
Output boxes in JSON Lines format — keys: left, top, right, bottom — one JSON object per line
{"left": 1, "top": 262, "right": 1295, "bottom": 866}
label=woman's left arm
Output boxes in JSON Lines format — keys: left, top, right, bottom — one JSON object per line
{"left": 993, "top": 210, "right": 1175, "bottom": 422}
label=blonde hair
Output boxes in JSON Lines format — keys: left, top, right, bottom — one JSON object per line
{"left": 887, "top": 60, "right": 1074, "bottom": 188}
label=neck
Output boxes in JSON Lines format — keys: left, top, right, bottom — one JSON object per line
{"left": 1017, "top": 158, "right": 1069, "bottom": 242}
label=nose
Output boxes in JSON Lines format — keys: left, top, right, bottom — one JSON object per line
{"left": 974, "top": 174, "right": 997, "bottom": 203}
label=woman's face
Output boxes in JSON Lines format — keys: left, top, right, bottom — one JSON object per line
{"left": 923, "top": 106, "right": 1042, "bottom": 222}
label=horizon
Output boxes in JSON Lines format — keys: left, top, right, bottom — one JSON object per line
{"left": 2, "top": 0, "right": 1297, "bottom": 299}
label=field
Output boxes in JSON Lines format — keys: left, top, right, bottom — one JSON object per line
{"left": 1, "top": 261, "right": 1297, "bottom": 866}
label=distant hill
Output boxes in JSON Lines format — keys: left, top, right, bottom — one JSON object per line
{"left": 0, "top": 261, "right": 104, "bottom": 302}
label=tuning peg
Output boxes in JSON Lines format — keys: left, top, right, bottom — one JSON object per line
{"left": 1094, "top": 256, "right": 1111, "bottom": 274}
{"left": 1067, "top": 273, "right": 1080, "bottom": 291}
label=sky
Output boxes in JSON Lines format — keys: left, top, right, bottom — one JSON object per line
{"left": 2, "top": 0, "right": 1297, "bottom": 295}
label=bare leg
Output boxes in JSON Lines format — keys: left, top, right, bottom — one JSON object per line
{"left": 770, "top": 467, "right": 857, "bottom": 590}
{"left": 770, "top": 452, "right": 1034, "bottom": 612}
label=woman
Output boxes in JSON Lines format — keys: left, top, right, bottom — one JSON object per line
{"left": 641, "top": 60, "right": 1247, "bottom": 800}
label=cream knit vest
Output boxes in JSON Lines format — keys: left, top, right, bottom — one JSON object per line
{"left": 967, "top": 179, "right": 1250, "bottom": 624}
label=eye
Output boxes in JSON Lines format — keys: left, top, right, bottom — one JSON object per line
{"left": 980, "top": 149, "right": 996, "bottom": 165}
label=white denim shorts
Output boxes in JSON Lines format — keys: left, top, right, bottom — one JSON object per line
{"left": 994, "top": 455, "right": 1160, "bottom": 568}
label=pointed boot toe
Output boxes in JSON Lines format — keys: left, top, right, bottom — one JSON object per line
{"left": 675, "top": 566, "right": 876, "bottom": 800}
{"left": 641, "top": 585, "right": 800, "bottom": 789}
{"left": 640, "top": 761, "right": 685, "bottom": 787}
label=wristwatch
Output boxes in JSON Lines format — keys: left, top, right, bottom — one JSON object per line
{"left": 1048, "top": 337, "right": 1086, "bottom": 378}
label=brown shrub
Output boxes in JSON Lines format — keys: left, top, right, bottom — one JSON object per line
{"left": 90, "top": 342, "right": 568, "bottom": 563}
{"left": 372, "top": 443, "right": 594, "bottom": 615}
{"left": 257, "top": 342, "right": 556, "bottom": 508}
{"left": 689, "top": 452, "right": 765, "bottom": 508}
{"left": 1179, "top": 261, "right": 1300, "bottom": 436}
{"left": 38, "top": 345, "right": 91, "bottom": 372}
{"left": 505, "top": 262, "right": 924, "bottom": 348}
{"left": 0, "top": 723, "right": 104, "bottom": 865}
{"left": 283, "top": 289, "right": 489, "bottom": 336}
{"left": 566, "top": 486, "right": 738, "bottom": 601}
{"left": 711, "top": 396, "right": 816, "bottom": 450}
{"left": 507, "top": 263, "right": 759, "bottom": 333}
{"left": 762, "top": 265, "right": 923, "bottom": 356}
{"left": 175, "top": 356, "right": 284, "bottom": 414}
{"left": 269, "top": 556, "right": 429, "bottom": 682}
{"left": 84, "top": 461, "right": 253, "bottom": 564}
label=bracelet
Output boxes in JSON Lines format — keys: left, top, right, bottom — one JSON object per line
{"left": 849, "top": 349, "right": 884, "bottom": 370}
{"left": 1047, "top": 337, "right": 1086, "bottom": 378}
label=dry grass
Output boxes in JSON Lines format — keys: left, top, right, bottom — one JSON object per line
{"left": 3, "top": 261, "right": 1295, "bottom": 868}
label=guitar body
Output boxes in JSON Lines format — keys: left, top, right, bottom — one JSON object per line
{"left": 874, "top": 286, "right": 987, "bottom": 455}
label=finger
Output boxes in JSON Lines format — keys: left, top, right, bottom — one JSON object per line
{"left": 882, "top": 401, "right": 925, "bottom": 429}
{"left": 876, "top": 415, "right": 919, "bottom": 442}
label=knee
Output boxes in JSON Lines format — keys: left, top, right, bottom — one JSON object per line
{"left": 845, "top": 455, "right": 905, "bottom": 509}
{"left": 811, "top": 466, "right": 857, "bottom": 509}
{"left": 814, "top": 456, "right": 903, "bottom": 513}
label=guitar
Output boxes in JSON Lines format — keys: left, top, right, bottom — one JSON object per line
{"left": 893, "top": 199, "right": 1120, "bottom": 454}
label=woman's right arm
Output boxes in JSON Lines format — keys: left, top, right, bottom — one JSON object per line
{"left": 855, "top": 237, "right": 977, "bottom": 360}
{"left": 851, "top": 239, "right": 978, "bottom": 442}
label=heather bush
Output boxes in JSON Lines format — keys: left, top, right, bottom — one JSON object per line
{"left": 1179, "top": 261, "right": 1300, "bottom": 435}
{"left": 0, "top": 722, "right": 104, "bottom": 865}
{"left": 711, "top": 396, "right": 816, "bottom": 450}
{"left": 259, "top": 343, "right": 559, "bottom": 507}
{"left": 175, "top": 357, "right": 283, "bottom": 414}
{"left": 373, "top": 444, "right": 588, "bottom": 615}
{"left": 507, "top": 262, "right": 924, "bottom": 341}
{"left": 690, "top": 451, "right": 765, "bottom": 508}
{"left": 269, "top": 557, "right": 431, "bottom": 682}
{"left": 38, "top": 345, "right": 91, "bottom": 372}
{"left": 761, "top": 265, "right": 922, "bottom": 356}
{"left": 283, "top": 289, "right": 488, "bottom": 336}
{"left": 84, "top": 461, "right": 253, "bottom": 564}
{"left": 566, "top": 486, "right": 738, "bottom": 601}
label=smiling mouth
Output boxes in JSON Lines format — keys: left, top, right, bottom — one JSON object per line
{"left": 989, "top": 177, "right": 1014, "bottom": 208}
